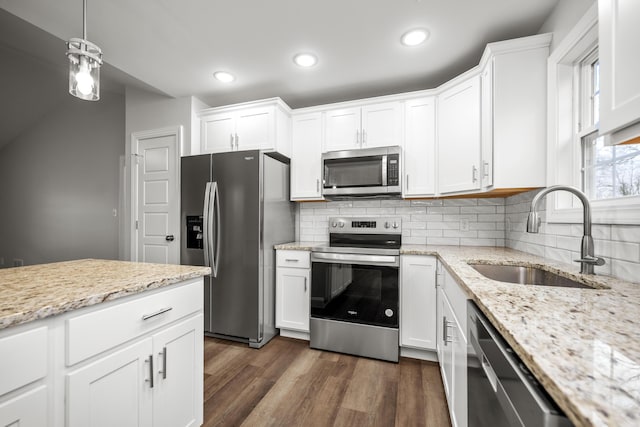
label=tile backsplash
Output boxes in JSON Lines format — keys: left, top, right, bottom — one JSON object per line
{"left": 296, "top": 198, "right": 506, "bottom": 247}
{"left": 294, "top": 190, "right": 640, "bottom": 283}
{"left": 505, "top": 190, "right": 640, "bottom": 283}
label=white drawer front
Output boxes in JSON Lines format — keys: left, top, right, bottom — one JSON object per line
{"left": 0, "top": 385, "right": 48, "bottom": 426}
{"left": 66, "top": 278, "right": 203, "bottom": 366}
{"left": 0, "top": 326, "right": 47, "bottom": 396}
{"left": 276, "top": 250, "right": 310, "bottom": 269}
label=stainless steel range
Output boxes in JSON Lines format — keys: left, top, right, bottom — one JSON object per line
{"left": 310, "top": 217, "right": 401, "bottom": 362}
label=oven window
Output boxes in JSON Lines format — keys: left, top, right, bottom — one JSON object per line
{"left": 311, "top": 262, "right": 398, "bottom": 328}
{"left": 324, "top": 157, "right": 383, "bottom": 188}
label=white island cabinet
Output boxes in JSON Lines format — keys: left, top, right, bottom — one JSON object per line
{"left": 0, "top": 259, "right": 208, "bottom": 427}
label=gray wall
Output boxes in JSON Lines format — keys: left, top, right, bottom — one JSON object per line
{"left": 0, "top": 91, "right": 125, "bottom": 266}
{"left": 538, "top": 0, "right": 595, "bottom": 52}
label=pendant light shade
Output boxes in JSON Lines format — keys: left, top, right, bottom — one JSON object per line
{"left": 66, "top": 0, "right": 102, "bottom": 101}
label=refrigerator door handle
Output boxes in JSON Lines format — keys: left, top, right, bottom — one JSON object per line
{"left": 202, "top": 182, "right": 212, "bottom": 269}
{"left": 212, "top": 181, "right": 221, "bottom": 278}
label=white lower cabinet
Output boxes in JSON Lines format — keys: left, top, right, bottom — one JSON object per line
{"left": 436, "top": 263, "right": 468, "bottom": 427}
{"left": 276, "top": 250, "right": 311, "bottom": 338}
{"left": 400, "top": 255, "right": 437, "bottom": 350}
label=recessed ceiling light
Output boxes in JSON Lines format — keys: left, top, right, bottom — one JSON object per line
{"left": 401, "top": 29, "right": 429, "bottom": 47}
{"left": 293, "top": 53, "right": 318, "bottom": 68}
{"left": 213, "top": 71, "right": 235, "bottom": 83}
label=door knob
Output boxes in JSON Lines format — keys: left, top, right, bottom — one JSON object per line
{"left": 165, "top": 235, "right": 175, "bottom": 242}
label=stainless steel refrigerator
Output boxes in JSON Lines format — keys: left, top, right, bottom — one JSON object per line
{"left": 180, "top": 150, "right": 295, "bottom": 348}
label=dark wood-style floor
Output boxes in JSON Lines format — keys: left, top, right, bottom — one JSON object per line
{"left": 203, "top": 336, "right": 451, "bottom": 427}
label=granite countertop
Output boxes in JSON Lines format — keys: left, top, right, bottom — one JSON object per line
{"left": 277, "top": 242, "right": 640, "bottom": 427}
{"left": 0, "top": 259, "right": 210, "bottom": 331}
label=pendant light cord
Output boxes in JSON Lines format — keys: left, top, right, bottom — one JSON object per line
{"left": 83, "top": 0, "right": 87, "bottom": 40}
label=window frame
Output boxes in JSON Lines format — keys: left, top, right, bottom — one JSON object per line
{"left": 546, "top": 4, "right": 640, "bottom": 225}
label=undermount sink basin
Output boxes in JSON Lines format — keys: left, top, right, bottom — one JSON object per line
{"left": 469, "top": 263, "right": 594, "bottom": 289}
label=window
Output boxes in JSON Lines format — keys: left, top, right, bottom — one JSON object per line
{"left": 580, "top": 53, "right": 640, "bottom": 201}
{"left": 547, "top": 5, "right": 640, "bottom": 224}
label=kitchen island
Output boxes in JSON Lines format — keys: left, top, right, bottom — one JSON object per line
{"left": 0, "top": 259, "right": 210, "bottom": 427}
{"left": 278, "top": 242, "right": 640, "bottom": 427}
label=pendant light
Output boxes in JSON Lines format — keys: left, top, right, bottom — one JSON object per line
{"left": 66, "top": 0, "right": 102, "bottom": 101}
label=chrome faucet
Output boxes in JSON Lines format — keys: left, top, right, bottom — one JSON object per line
{"left": 526, "top": 185, "right": 605, "bottom": 275}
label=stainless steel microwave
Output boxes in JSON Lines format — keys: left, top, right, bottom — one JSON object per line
{"left": 321, "top": 146, "right": 401, "bottom": 199}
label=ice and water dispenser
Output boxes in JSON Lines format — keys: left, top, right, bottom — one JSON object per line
{"left": 186, "top": 216, "right": 204, "bottom": 249}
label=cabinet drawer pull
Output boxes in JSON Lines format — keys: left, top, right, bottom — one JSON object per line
{"left": 146, "top": 354, "right": 154, "bottom": 388}
{"left": 142, "top": 307, "right": 173, "bottom": 321}
{"left": 304, "top": 276, "right": 307, "bottom": 292}
{"left": 285, "top": 259, "right": 299, "bottom": 262}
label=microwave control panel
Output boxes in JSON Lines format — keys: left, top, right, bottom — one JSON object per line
{"left": 387, "top": 154, "right": 399, "bottom": 186}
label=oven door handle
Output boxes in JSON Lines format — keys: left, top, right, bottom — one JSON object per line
{"left": 311, "top": 252, "right": 399, "bottom": 267}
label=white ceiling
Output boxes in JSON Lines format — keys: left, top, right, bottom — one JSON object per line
{"left": 1, "top": 0, "right": 561, "bottom": 112}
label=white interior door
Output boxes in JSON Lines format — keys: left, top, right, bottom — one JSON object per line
{"left": 132, "top": 127, "right": 181, "bottom": 264}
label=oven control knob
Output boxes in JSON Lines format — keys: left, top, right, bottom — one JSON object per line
{"left": 331, "top": 221, "right": 338, "bottom": 228}
{"left": 385, "top": 309, "right": 394, "bottom": 318}
{"left": 338, "top": 221, "right": 345, "bottom": 228}
{"left": 384, "top": 222, "right": 391, "bottom": 229}
{"left": 392, "top": 222, "right": 399, "bottom": 229}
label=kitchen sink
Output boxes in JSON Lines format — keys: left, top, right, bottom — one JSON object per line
{"left": 468, "top": 263, "right": 594, "bottom": 289}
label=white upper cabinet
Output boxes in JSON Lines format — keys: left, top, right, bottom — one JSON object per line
{"left": 599, "top": 0, "right": 640, "bottom": 143}
{"left": 200, "top": 98, "right": 291, "bottom": 156}
{"left": 291, "top": 113, "right": 324, "bottom": 201}
{"left": 324, "top": 101, "right": 402, "bottom": 152}
{"left": 403, "top": 97, "right": 436, "bottom": 197}
{"left": 481, "top": 34, "right": 550, "bottom": 190}
{"left": 438, "top": 74, "right": 482, "bottom": 194}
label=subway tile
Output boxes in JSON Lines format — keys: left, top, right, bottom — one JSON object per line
{"left": 300, "top": 202, "right": 320, "bottom": 209}
{"left": 339, "top": 208, "right": 367, "bottom": 215}
{"left": 403, "top": 236, "right": 428, "bottom": 245}
{"left": 427, "top": 237, "right": 460, "bottom": 246}
{"left": 366, "top": 208, "right": 396, "bottom": 215}
{"left": 427, "top": 222, "right": 461, "bottom": 230}
{"left": 611, "top": 259, "right": 640, "bottom": 284}
{"left": 495, "top": 238, "right": 506, "bottom": 247}
{"left": 353, "top": 200, "right": 381, "bottom": 208}
{"left": 443, "top": 199, "right": 478, "bottom": 206}
{"left": 477, "top": 214, "right": 505, "bottom": 222}
{"left": 394, "top": 207, "right": 428, "bottom": 215}
{"left": 443, "top": 230, "right": 478, "bottom": 238}
{"left": 460, "top": 238, "right": 497, "bottom": 247}
{"left": 556, "top": 235, "right": 582, "bottom": 251}
{"left": 470, "top": 222, "right": 497, "bottom": 231}
{"left": 611, "top": 225, "right": 640, "bottom": 243}
{"left": 316, "top": 208, "right": 340, "bottom": 215}
{"left": 460, "top": 206, "right": 497, "bottom": 214}
{"left": 411, "top": 214, "right": 443, "bottom": 222}
{"left": 411, "top": 199, "right": 443, "bottom": 206}
{"left": 381, "top": 199, "right": 409, "bottom": 207}
{"left": 443, "top": 214, "right": 478, "bottom": 222}
{"left": 427, "top": 206, "right": 460, "bottom": 214}
{"left": 610, "top": 241, "right": 640, "bottom": 263}
{"left": 478, "top": 230, "right": 505, "bottom": 239}
{"left": 478, "top": 198, "right": 505, "bottom": 206}
{"left": 404, "top": 222, "right": 427, "bottom": 230}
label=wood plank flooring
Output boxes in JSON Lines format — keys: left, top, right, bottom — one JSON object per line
{"left": 203, "top": 336, "right": 451, "bottom": 427}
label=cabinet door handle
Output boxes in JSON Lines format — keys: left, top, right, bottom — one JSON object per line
{"left": 159, "top": 347, "right": 167, "bottom": 379}
{"left": 355, "top": 129, "right": 360, "bottom": 146}
{"left": 406, "top": 174, "right": 409, "bottom": 191}
{"left": 230, "top": 134, "right": 234, "bottom": 149}
{"left": 316, "top": 179, "right": 320, "bottom": 194}
{"left": 304, "top": 276, "right": 307, "bottom": 292}
{"left": 235, "top": 133, "right": 239, "bottom": 149}
{"left": 285, "top": 258, "right": 299, "bottom": 262}
{"left": 472, "top": 165, "right": 478, "bottom": 183}
{"left": 483, "top": 161, "right": 490, "bottom": 178}
{"left": 142, "top": 307, "right": 173, "bottom": 321}
{"left": 362, "top": 129, "right": 366, "bottom": 146}
{"left": 442, "top": 316, "right": 448, "bottom": 346}
{"left": 146, "top": 355, "right": 154, "bottom": 388}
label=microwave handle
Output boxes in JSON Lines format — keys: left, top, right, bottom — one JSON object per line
{"left": 381, "top": 154, "right": 388, "bottom": 186}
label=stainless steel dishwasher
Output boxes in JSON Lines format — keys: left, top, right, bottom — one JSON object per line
{"left": 467, "top": 301, "right": 573, "bottom": 427}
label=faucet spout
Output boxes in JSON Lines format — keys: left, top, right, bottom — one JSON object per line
{"left": 526, "top": 185, "right": 605, "bottom": 275}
